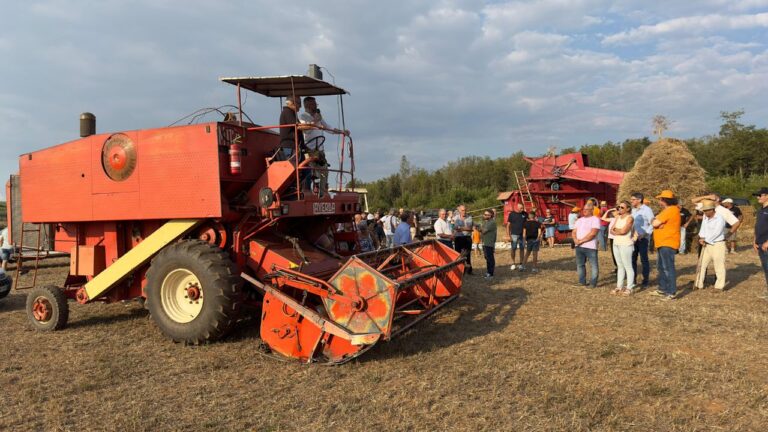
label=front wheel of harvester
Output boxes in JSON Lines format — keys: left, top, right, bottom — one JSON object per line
{"left": 26, "top": 285, "right": 69, "bottom": 331}
{"left": 146, "top": 240, "right": 241, "bottom": 344}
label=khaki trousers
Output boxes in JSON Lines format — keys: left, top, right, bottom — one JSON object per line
{"left": 696, "top": 241, "right": 726, "bottom": 289}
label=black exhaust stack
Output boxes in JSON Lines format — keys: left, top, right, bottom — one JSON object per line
{"left": 80, "top": 112, "right": 96, "bottom": 137}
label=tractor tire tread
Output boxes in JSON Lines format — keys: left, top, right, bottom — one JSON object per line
{"left": 146, "top": 239, "right": 242, "bottom": 345}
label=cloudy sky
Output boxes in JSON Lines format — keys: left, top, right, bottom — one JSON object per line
{"left": 1, "top": 0, "right": 767, "bottom": 195}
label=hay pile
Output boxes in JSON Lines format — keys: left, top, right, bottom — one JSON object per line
{"left": 618, "top": 138, "right": 707, "bottom": 212}
{"left": 740, "top": 204, "right": 756, "bottom": 231}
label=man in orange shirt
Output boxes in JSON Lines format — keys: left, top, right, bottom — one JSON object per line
{"left": 651, "top": 190, "right": 682, "bottom": 300}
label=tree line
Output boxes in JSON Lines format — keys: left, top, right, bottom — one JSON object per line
{"left": 358, "top": 111, "right": 768, "bottom": 212}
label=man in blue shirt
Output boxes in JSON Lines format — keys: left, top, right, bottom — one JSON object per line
{"left": 393, "top": 211, "right": 412, "bottom": 247}
{"left": 753, "top": 187, "right": 768, "bottom": 300}
{"left": 630, "top": 192, "right": 654, "bottom": 288}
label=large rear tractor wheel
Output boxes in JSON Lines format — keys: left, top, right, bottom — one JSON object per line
{"left": 146, "top": 240, "right": 241, "bottom": 344}
{"left": 26, "top": 285, "right": 69, "bottom": 331}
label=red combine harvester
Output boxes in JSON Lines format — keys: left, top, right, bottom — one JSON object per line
{"left": 498, "top": 153, "right": 625, "bottom": 243}
{"left": 8, "top": 71, "right": 464, "bottom": 364}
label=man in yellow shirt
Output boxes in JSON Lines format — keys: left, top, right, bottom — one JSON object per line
{"left": 651, "top": 190, "right": 682, "bottom": 300}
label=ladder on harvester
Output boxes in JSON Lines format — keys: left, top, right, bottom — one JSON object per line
{"left": 513, "top": 170, "right": 535, "bottom": 212}
{"left": 13, "top": 223, "right": 47, "bottom": 291}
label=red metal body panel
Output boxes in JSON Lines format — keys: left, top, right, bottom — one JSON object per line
{"left": 19, "top": 123, "right": 284, "bottom": 223}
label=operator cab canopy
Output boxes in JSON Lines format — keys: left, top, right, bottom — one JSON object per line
{"left": 219, "top": 75, "right": 348, "bottom": 97}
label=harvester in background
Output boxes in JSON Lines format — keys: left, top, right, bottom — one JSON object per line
{"left": 6, "top": 68, "right": 464, "bottom": 364}
{"left": 498, "top": 152, "right": 625, "bottom": 243}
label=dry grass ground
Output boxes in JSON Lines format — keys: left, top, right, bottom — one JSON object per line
{"left": 1, "top": 245, "right": 767, "bottom": 431}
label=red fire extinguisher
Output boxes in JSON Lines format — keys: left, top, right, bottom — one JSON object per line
{"left": 229, "top": 135, "right": 242, "bottom": 175}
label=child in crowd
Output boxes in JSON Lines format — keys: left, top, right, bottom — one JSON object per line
{"left": 472, "top": 225, "right": 482, "bottom": 257}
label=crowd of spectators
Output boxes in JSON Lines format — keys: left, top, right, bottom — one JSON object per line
{"left": 343, "top": 187, "right": 767, "bottom": 301}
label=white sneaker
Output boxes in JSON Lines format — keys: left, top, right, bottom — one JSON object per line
{"left": 518, "top": 265, "right": 525, "bottom": 271}
{"left": 510, "top": 264, "right": 516, "bottom": 270}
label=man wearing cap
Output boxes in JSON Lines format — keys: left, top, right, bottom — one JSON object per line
{"left": 630, "top": 192, "right": 654, "bottom": 288}
{"left": 696, "top": 199, "right": 727, "bottom": 290}
{"left": 753, "top": 187, "right": 768, "bottom": 299}
{"left": 650, "top": 190, "right": 681, "bottom": 299}
{"left": 720, "top": 198, "right": 743, "bottom": 253}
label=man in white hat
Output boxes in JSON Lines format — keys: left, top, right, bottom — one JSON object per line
{"left": 696, "top": 199, "right": 727, "bottom": 290}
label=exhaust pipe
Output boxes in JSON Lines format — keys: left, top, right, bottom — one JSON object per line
{"left": 80, "top": 112, "right": 96, "bottom": 137}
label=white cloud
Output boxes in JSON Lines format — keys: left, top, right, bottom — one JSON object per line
{"left": 30, "top": 1, "right": 82, "bottom": 21}
{"left": 480, "top": 0, "right": 606, "bottom": 43}
{"left": 604, "top": 12, "right": 768, "bottom": 44}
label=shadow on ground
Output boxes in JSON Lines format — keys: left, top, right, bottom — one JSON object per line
{"left": 0, "top": 292, "right": 26, "bottom": 313}
{"left": 366, "top": 281, "right": 529, "bottom": 361}
{"left": 67, "top": 304, "right": 149, "bottom": 329}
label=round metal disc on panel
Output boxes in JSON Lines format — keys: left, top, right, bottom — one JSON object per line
{"left": 102, "top": 133, "right": 137, "bottom": 181}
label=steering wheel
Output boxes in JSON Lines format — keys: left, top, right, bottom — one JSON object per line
{"left": 306, "top": 135, "right": 326, "bottom": 151}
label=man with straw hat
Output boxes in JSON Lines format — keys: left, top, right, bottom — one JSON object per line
{"left": 695, "top": 199, "right": 727, "bottom": 290}
{"left": 650, "top": 190, "right": 681, "bottom": 300}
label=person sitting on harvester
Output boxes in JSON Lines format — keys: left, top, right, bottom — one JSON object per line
{"left": 278, "top": 95, "right": 313, "bottom": 195}
{"left": 298, "top": 96, "right": 347, "bottom": 197}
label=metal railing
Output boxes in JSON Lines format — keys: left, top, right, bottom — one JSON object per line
{"left": 245, "top": 123, "right": 355, "bottom": 193}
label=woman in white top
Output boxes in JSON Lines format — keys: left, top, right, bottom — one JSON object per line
{"left": 602, "top": 200, "right": 635, "bottom": 295}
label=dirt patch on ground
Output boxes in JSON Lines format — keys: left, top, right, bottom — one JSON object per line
{"left": 1, "top": 247, "right": 767, "bottom": 431}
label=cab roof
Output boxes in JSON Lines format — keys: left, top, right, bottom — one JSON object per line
{"left": 220, "top": 75, "right": 348, "bottom": 97}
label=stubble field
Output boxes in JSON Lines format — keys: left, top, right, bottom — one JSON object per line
{"left": 1, "top": 244, "right": 767, "bottom": 431}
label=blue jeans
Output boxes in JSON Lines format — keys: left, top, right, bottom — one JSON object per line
{"left": 483, "top": 245, "right": 495, "bottom": 276}
{"left": 656, "top": 246, "right": 677, "bottom": 295}
{"left": 597, "top": 226, "right": 607, "bottom": 251}
{"left": 632, "top": 237, "right": 650, "bottom": 285}
{"left": 575, "top": 246, "right": 599, "bottom": 287}
{"left": 759, "top": 248, "right": 768, "bottom": 287}
{"left": 510, "top": 234, "right": 525, "bottom": 250}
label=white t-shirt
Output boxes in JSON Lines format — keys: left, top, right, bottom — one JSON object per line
{"left": 0, "top": 228, "right": 11, "bottom": 250}
{"left": 298, "top": 111, "right": 330, "bottom": 150}
{"left": 434, "top": 218, "right": 452, "bottom": 238}
{"left": 381, "top": 215, "right": 395, "bottom": 235}
{"left": 715, "top": 205, "right": 739, "bottom": 227}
